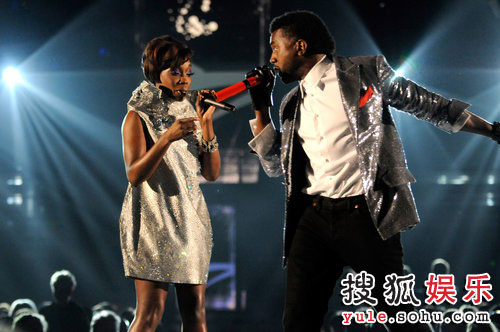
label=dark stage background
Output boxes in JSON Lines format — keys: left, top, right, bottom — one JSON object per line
{"left": 0, "top": 0, "right": 499, "bottom": 330}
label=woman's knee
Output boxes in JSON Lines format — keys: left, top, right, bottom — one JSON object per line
{"left": 133, "top": 280, "right": 168, "bottom": 328}
{"left": 181, "top": 303, "right": 206, "bottom": 324}
{"left": 135, "top": 300, "right": 165, "bottom": 327}
{"left": 179, "top": 294, "right": 206, "bottom": 323}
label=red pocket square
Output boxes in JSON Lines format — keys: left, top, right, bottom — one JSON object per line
{"left": 359, "top": 86, "right": 374, "bottom": 108}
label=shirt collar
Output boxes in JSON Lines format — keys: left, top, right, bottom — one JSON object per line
{"left": 299, "top": 55, "right": 331, "bottom": 95}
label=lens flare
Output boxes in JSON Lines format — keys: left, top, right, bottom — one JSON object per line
{"left": 2, "top": 67, "right": 24, "bottom": 88}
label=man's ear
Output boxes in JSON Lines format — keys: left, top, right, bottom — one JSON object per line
{"left": 295, "top": 39, "right": 307, "bottom": 56}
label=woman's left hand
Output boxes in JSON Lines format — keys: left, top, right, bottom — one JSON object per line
{"left": 195, "top": 89, "right": 217, "bottom": 127}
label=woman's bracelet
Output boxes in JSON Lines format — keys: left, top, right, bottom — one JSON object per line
{"left": 201, "top": 135, "right": 219, "bottom": 152}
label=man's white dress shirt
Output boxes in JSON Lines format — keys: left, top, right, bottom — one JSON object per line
{"left": 296, "top": 55, "right": 364, "bottom": 198}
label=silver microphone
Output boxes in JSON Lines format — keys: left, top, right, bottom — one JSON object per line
{"left": 185, "top": 90, "right": 236, "bottom": 112}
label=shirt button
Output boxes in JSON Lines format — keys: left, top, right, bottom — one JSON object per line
{"left": 320, "top": 136, "right": 324, "bottom": 140}
{"left": 325, "top": 159, "right": 330, "bottom": 163}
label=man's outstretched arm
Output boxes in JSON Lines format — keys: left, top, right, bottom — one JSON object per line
{"left": 461, "top": 112, "right": 499, "bottom": 143}
{"left": 377, "top": 55, "right": 499, "bottom": 143}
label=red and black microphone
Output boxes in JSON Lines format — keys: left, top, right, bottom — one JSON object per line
{"left": 186, "top": 66, "right": 274, "bottom": 112}
{"left": 213, "top": 75, "right": 263, "bottom": 102}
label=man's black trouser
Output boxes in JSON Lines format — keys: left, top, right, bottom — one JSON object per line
{"left": 283, "top": 194, "right": 433, "bottom": 332}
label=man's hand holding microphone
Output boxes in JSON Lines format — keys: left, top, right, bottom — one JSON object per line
{"left": 246, "top": 66, "right": 276, "bottom": 135}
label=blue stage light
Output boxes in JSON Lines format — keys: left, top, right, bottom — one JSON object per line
{"left": 2, "top": 67, "right": 24, "bottom": 88}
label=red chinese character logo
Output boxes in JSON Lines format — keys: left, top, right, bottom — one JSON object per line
{"left": 462, "top": 273, "right": 493, "bottom": 305}
{"left": 424, "top": 273, "right": 457, "bottom": 305}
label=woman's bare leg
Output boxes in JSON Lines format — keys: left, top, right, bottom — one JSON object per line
{"left": 176, "top": 284, "right": 207, "bottom": 332}
{"left": 128, "top": 279, "right": 169, "bottom": 332}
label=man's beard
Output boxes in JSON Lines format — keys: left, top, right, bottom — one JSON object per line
{"left": 279, "top": 71, "right": 298, "bottom": 84}
{"left": 277, "top": 64, "right": 301, "bottom": 84}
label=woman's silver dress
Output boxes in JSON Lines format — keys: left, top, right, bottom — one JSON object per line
{"left": 119, "top": 81, "right": 213, "bottom": 284}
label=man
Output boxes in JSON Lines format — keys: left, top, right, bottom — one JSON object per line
{"left": 90, "top": 310, "right": 121, "bottom": 332}
{"left": 39, "top": 270, "right": 90, "bottom": 332}
{"left": 246, "top": 10, "right": 499, "bottom": 332}
{"left": 11, "top": 313, "right": 48, "bottom": 332}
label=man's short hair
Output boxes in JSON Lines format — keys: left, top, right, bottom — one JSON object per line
{"left": 8, "top": 299, "right": 37, "bottom": 318}
{"left": 270, "top": 10, "right": 335, "bottom": 57}
{"left": 12, "top": 313, "right": 48, "bottom": 332}
{"left": 90, "top": 310, "right": 120, "bottom": 332}
{"left": 50, "top": 269, "right": 77, "bottom": 294}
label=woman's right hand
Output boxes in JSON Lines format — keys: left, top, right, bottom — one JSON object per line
{"left": 164, "top": 117, "right": 198, "bottom": 142}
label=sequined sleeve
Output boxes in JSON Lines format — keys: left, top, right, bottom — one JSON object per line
{"left": 248, "top": 119, "right": 282, "bottom": 177}
{"left": 377, "top": 55, "right": 470, "bottom": 133}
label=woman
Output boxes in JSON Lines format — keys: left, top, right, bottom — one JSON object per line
{"left": 119, "top": 35, "right": 220, "bottom": 332}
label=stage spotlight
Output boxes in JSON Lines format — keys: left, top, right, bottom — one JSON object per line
{"left": 6, "top": 193, "right": 23, "bottom": 206}
{"left": 2, "top": 67, "right": 24, "bottom": 88}
{"left": 6, "top": 175, "right": 23, "bottom": 186}
{"left": 486, "top": 192, "right": 495, "bottom": 207}
{"left": 394, "top": 69, "right": 404, "bottom": 77}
